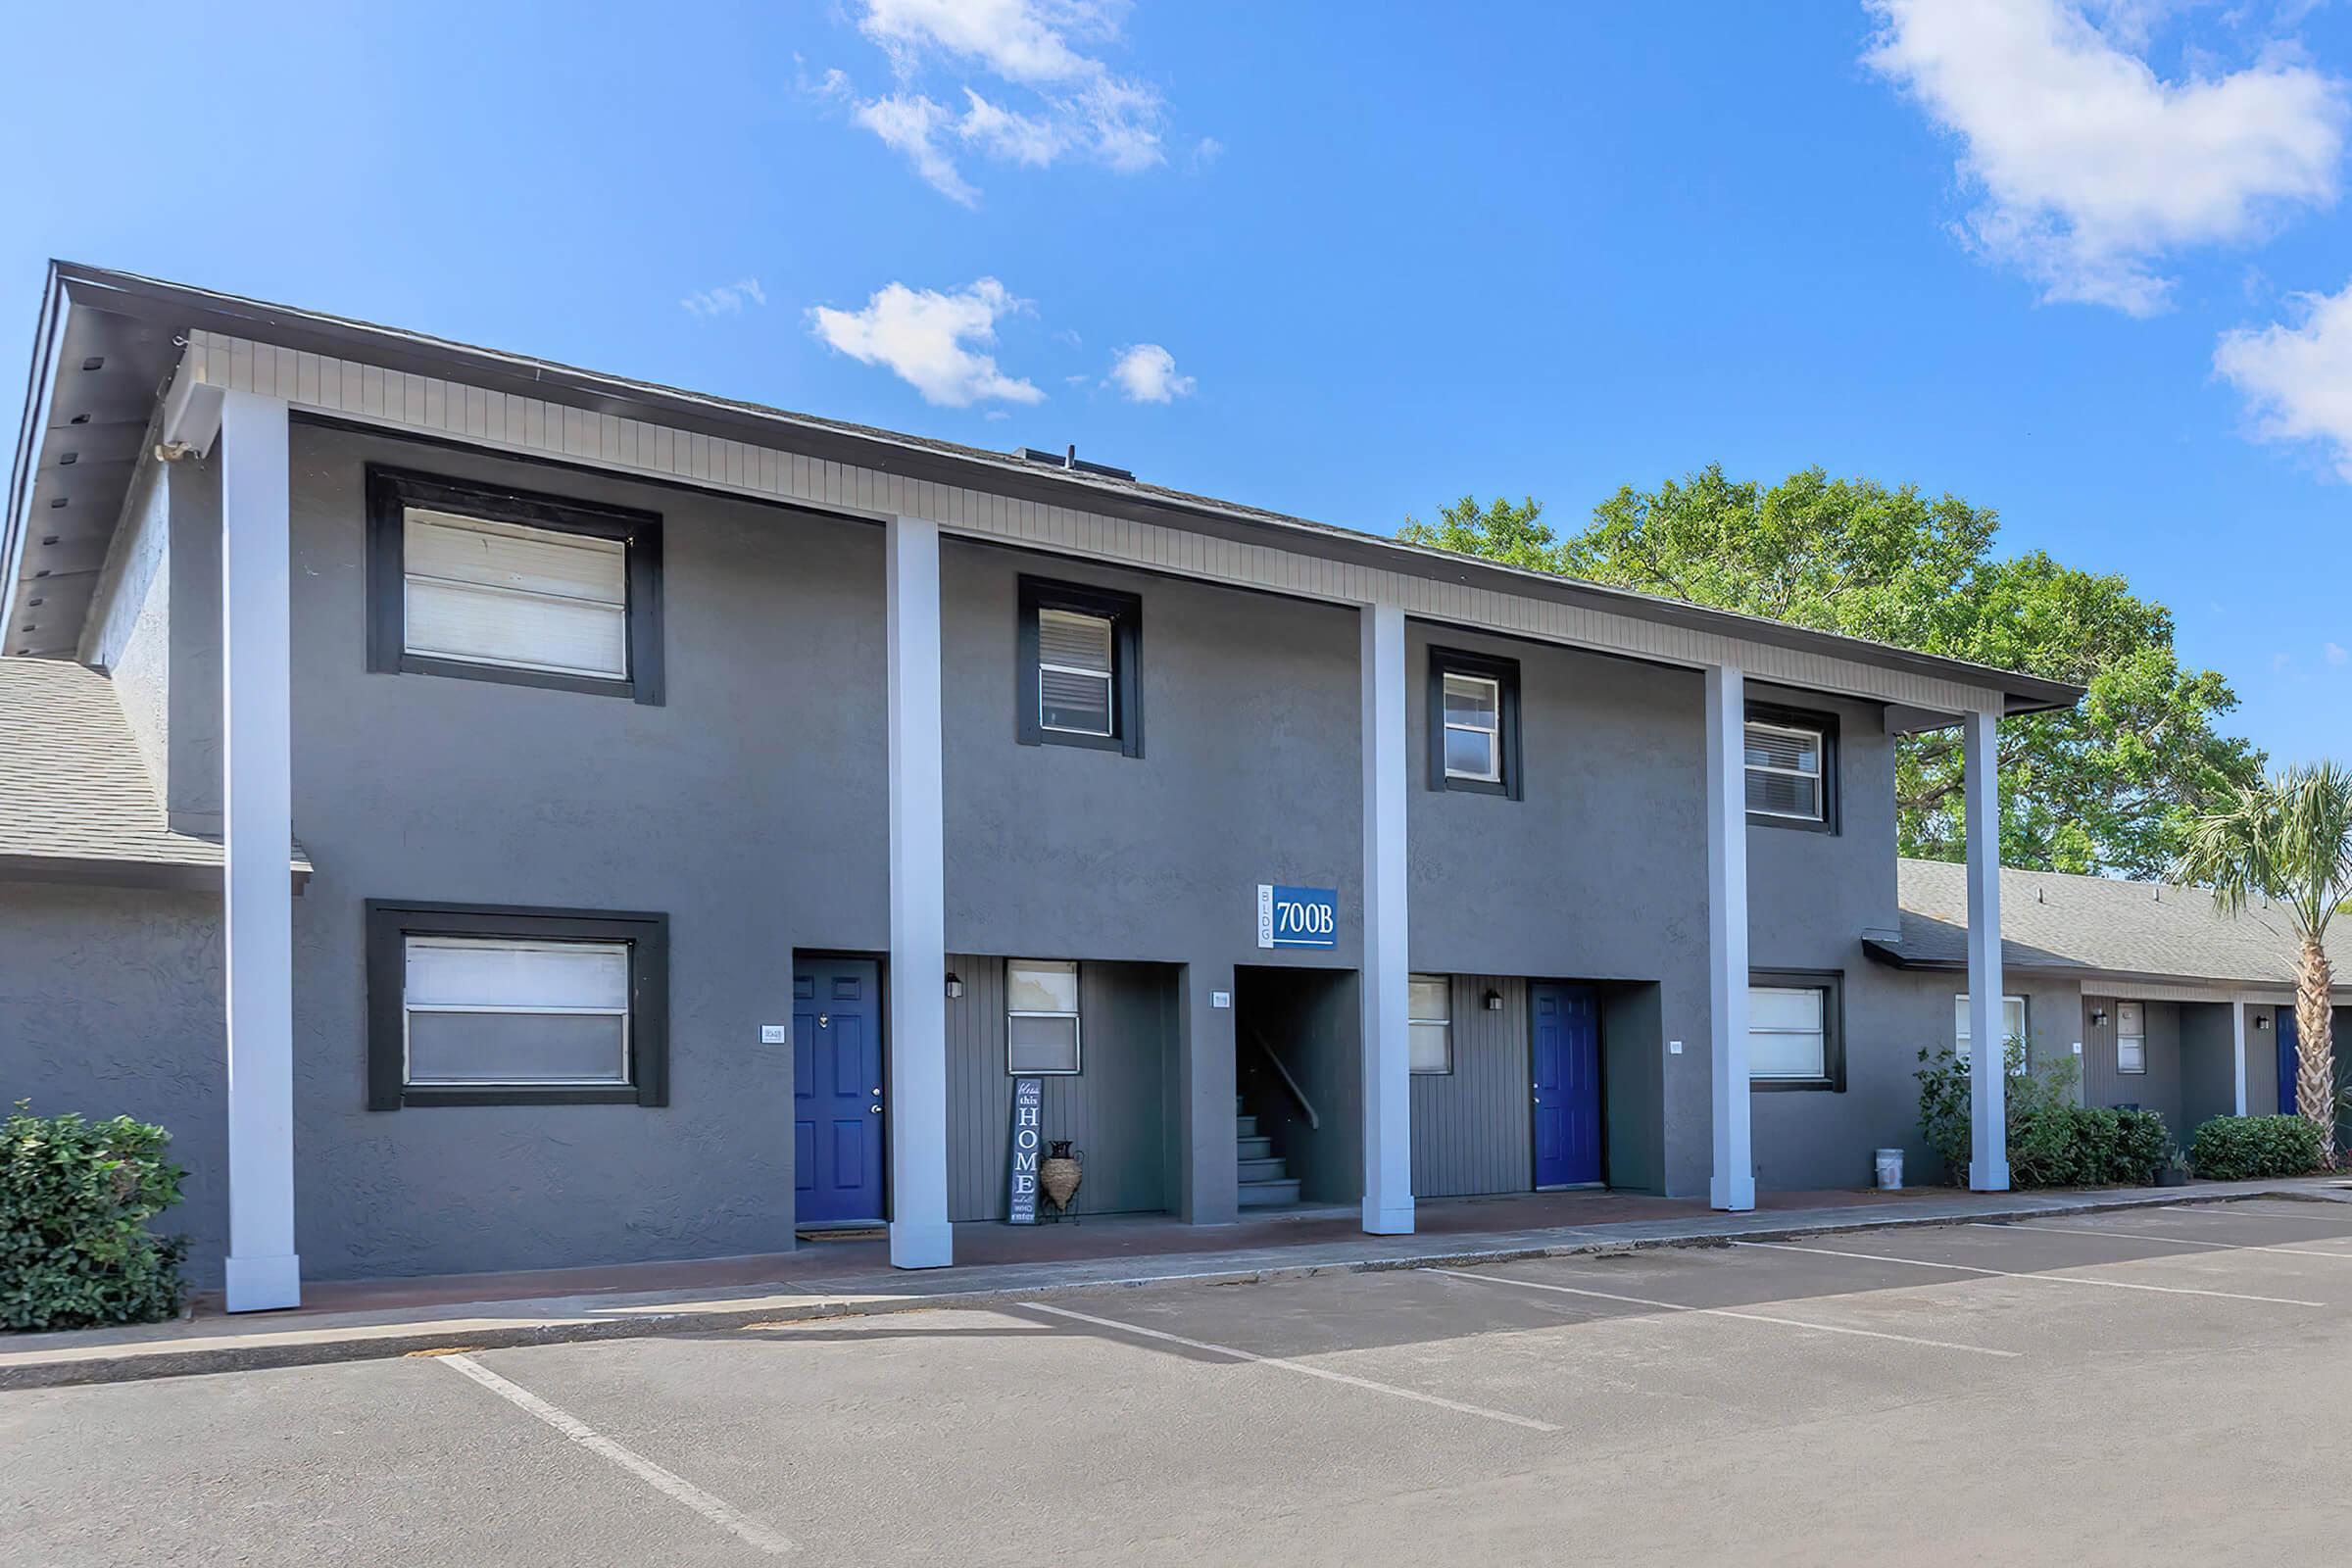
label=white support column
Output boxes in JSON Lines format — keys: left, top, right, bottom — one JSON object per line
{"left": 886, "top": 515, "right": 952, "bottom": 1269}
{"left": 1359, "top": 600, "right": 1413, "bottom": 1236}
{"left": 1964, "top": 707, "right": 2010, "bottom": 1191}
{"left": 220, "top": 390, "right": 299, "bottom": 1313}
{"left": 1704, "top": 663, "right": 1754, "bottom": 1212}
{"left": 2231, "top": 999, "right": 2251, "bottom": 1117}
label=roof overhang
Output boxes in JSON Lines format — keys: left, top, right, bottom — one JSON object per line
{"left": 7, "top": 262, "right": 2086, "bottom": 717}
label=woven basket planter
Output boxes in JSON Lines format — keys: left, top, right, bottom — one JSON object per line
{"left": 1040, "top": 1142, "right": 1084, "bottom": 1214}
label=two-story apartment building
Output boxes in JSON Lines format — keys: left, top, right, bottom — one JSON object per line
{"left": 2, "top": 265, "right": 2084, "bottom": 1310}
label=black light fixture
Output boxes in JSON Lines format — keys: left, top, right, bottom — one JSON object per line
{"left": 1483, "top": 988, "right": 1503, "bottom": 1012}
{"left": 2254, "top": 1013, "right": 2270, "bottom": 1031}
{"left": 2088, "top": 1007, "right": 2108, "bottom": 1025}
{"left": 945, "top": 971, "right": 964, "bottom": 1000}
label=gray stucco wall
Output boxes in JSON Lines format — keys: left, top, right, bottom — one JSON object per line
{"left": 90, "top": 459, "right": 172, "bottom": 795}
{"left": 9, "top": 415, "right": 2067, "bottom": 1281}
{"left": 943, "top": 955, "right": 1177, "bottom": 1221}
{"left": 0, "top": 883, "right": 228, "bottom": 1285}
{"left": 282, "top": 424, "right": 891, "bottom": 1279}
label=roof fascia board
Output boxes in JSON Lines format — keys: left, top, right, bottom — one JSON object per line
{"left": 56, "top": 263, "right": 2079, "bottom": 715}
{"left": 1, "top": 269, "right": 70, "bottom": 651}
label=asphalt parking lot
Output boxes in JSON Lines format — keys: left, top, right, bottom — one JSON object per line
{"left": 12, "top": 1198, "right": 2352, "bottom": 1566}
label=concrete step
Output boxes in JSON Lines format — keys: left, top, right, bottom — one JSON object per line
{"left": 1238, "top": 1178, "right": 1302, "bottom": 1209}
{"left": 1236, "top": 1135, "right": 1274, "bottom": 1161}
{"left": 1236, "top": 1114, "right": 1258, "bottom": 1139}
{"left": 1237, "top": 1156, "right": 1288, "bottom": 1184}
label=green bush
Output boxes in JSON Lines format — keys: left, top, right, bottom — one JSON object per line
{"left": 1917, "top": 1044, "right": 2175, "bottom": 1188}
{"left": 1, "top": 1103, "right": 188, "bottom": 1331}
{"left": 2186, "top": 1115, "right": 2324, "bottom": 1181}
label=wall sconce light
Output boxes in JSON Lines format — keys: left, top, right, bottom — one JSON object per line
{"left": 1483, "top": 989, "right": 1503, "bottom": 1012}
{"left": 2254, "top": 1013, "right": 2270, "bottom": 1031}
{"left": 2088, "top": 1007, "right": 2108, "bottom": 1026}
{"left": 945, "top": 972, "right": 964, "bottom": 1000}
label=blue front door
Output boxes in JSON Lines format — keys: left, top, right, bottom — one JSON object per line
{"left": 795, "top": 958, "right": 884, "bottom": 1225}
{"left": 2278, "top": 1006, "right": 2299, "bottom": 1117}
{"left": 1532, "top": 983, "right": 1602, "bottom": 1188}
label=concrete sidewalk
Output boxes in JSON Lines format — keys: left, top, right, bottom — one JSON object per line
{"left": 6, "top": 1177, "right": 2343, "bottom": 1391}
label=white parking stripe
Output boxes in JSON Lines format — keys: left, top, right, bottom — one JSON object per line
{"left": 1423, "top": 1267, "right": 2020, "bottom": 1357}
{"left": 1020, "top": 1301, "right": 1561, "bottom": 1433}
{"left": 436, "top": 1352, "right": 795, "bottom": 1556}
{"left": 1736, "top": 1241, "right": 2325, "bottom": 1307}
{"left": 2162, "top": 1203, "right": 2352, "bottom": 1237}
{"left": 1974, "top": 1220, "right": 2352, "bottom": 1260}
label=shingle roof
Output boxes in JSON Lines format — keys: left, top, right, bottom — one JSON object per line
{"left": 1886, "top": 857, "right": 2352, "bottom": 989}
{"left": 0, "top": 658, "right": 306, "bottom": 883}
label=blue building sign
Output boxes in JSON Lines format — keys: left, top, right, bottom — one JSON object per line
{"left": 1256, "top": 883, "right": 1338, "bottom": 950}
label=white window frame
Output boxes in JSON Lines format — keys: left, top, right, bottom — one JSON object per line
{"left": 1953, "top": 994, "right": 2030, "bottom": 1065}
{"left": 1006, "top": 958, "right": 1083, "bottom": 1075}
{"left": 2116, "top": 1002, "right": 2147, "bottom": 1074}
{"left": 1747, "top": 983, "right": 1830, "bottom": 1083}
{"left": 1409, "top": 973, "right": 1453, "bottom": 1074}
{"left": 1743, "top": 718, "right": 1826, "bottom": 823}
{"left": 401, "top": 936, "right": 632, "bottom": 1090}
{"left": 1036, "top": 609, "right": 1116, "bottom": 738}
{"left": 1442, "top": 672, "right": 1502, "bottom": 784}
{"left": 402, "top": 509, "right": 631, "bottom": 682}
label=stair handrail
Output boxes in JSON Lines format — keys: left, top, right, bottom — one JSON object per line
{"left": 1243, "top": 1025, "right": 1320, "bottom": 1131}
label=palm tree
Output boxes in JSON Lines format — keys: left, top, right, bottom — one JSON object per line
{"left": 2173, "top": 762, "right": 2352, "bottom": 1161}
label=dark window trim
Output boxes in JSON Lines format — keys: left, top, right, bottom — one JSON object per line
{"left": 1743, "top": 700, "right": 1838, "bottom": 834}
{"left": 1748, "top": 967, "right": 1845, "bottom": 1093}
{"left": 366, "top": 900, "right": 670, "bottom": 1109}
{"left": 1428, "top": 646, "right": 1523, "bottom": 800}
{"left": 366, "top": 465, "right": 664, "bottom": 705}
{"left": 1016, "top": 575, "right": 1144, "bottom": 758}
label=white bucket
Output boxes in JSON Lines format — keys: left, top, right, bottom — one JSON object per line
{"left": 1875, "top": 1148, "right": 1905, "bottom": 1191}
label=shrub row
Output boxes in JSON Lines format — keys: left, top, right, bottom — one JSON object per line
{"left": 1, "top": 1104, "right": 188, "bottom": 1332}
{"left": 1918, "top": 1045, "right": 2172, "bottom": 1188}
{"left": 2186, "top": 1115, "right": 2324, "bottom": 1181}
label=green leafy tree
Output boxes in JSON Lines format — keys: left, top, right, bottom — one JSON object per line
{"left": 1400, "top": 465, "right": 2260, "bottom": 877}
{"left": 2172, "top": 763, "right": 2352, "bottom": 1162}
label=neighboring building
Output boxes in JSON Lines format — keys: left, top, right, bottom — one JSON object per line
{"left": 1883, "top": 858, "right": 2352, "bottom": 1138}
{"left": 2, "top": 265, "right": 2087, "bottom": 1309}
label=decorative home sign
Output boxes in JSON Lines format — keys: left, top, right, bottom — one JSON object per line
{"left": 1006, "top": 1076, "right": 1043, "bottom": 1224}
{"left": 1256, "top": 883, "right": 1339, "bottom": 950}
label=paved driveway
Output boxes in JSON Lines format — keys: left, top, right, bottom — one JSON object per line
{"left": 11, "top": 1199, "right": 2352, "bottom": 1565}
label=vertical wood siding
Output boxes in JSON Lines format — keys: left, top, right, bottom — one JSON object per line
{"left": 1409, "top": 975, "right": 1533, "bottom": 1199}
{"left": 2082, "top": 996, "right": 2183, "bottom": 1131}
{"left": 944, "top": 955, "right": 1177, "bottom": 1221}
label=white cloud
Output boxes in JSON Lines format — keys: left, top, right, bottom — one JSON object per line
{"left": 2328, "top": 641, "right": 2350, "bottom": 665}
{"left": 829, "top": 0, "right": 1174, "bottom": 204}
{"left": 1865, "top": 0, "right": 2348, "bottom": 315}
{"left": 680, "top": 278, "right": 767, "bottom": 318}
{"left": 1107, "top": 343, "right": 1194, "bottom": 403}
{"left": 808, "top": 278, "right": 1045, "bottom": 407}
{"left": 2216, "top": 276, "right": 2352, "bottom": 478}
{"left": 852, "top": 93, "right": 979, "bottom": 207}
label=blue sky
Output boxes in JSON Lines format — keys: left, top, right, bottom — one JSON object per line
{"left": 5, "top": 1, "right": 2349, "bottom": 763}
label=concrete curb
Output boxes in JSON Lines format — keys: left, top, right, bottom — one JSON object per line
{"left": 6, "top": 1185, "right": 2338, "bottom": 1392}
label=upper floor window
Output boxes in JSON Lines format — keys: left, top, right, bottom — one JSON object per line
{"left": 1427, "top": 647, "right": 1522, "bottom": 800}
{"left": 1743, "top": 703, "right": 1836, "bottom": 829}
{"left": 366, "top": 901, "right": 669, "bottom": 1108}
{"left": 367, "top": 466, "right": 663, "bottom": 704}
{"left": 1018, "top": 577, "right": 1142, "bottom": 757}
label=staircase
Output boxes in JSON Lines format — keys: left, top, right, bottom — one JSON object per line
{"left": 1236, "top": 1095, "right": 1302, "bottom": 1209}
